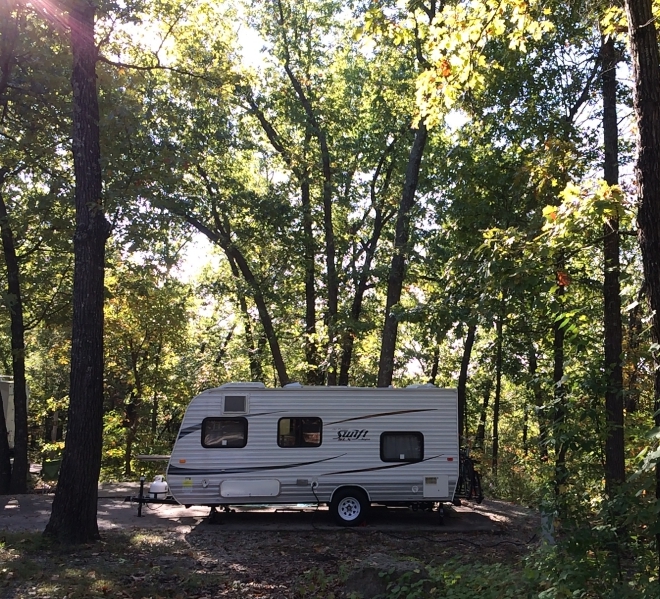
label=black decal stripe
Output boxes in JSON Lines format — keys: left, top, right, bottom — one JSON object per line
{"left": 323, "top": 454, "right": 444, "bottom": 476}
{"left": 328, "top": 409, "right": 436, "bottom": 425}
{"left": 177, "top": 423, "right": 202, "bottom": 439}
{"left": 248, "top": 411, "right": 288, "bottom": 417}
{"left": 168, "top": 454, "right": 346, "bottom": 476}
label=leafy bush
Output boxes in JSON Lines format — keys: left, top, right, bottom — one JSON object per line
{"left": 385, "top": 545, "right": 658, "bottom": 599}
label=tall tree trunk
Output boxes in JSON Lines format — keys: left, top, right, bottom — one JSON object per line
{"left": 623, "top": 0, "right": 660, "bottom": 570}
{"left": 224, "top": 244, "right": 288, "bottom": 384}
{"left": 491, "top": 313, "right": 504, "bottom": 474}
{"left": 428, "top": 344, "right": 440, "bottom": 385}
{"left": 51, "top": 410, "right": 59, "bottom": 442}
{"left": 0, "top": 379, "right": 10, "bottom": 493}
{"left": 475, "top": 379, "right": 492, "bottom": 449}
{"left": 529, "top": 345, "right": 548, "bottom": 460}
{"left": 626, "top": 290, "right": 644, "bottom": 413}
{"left": 339, "top": 139, "right": 397, "bottom": 385}
{"left": 124, "top": 393, "right": 138, "bottom": 477}
{"left": 601, "top": 35, "right": 625, "bottom": 492}
{"left": 44, "top": 0, "right": 110, "bottom": 543}
{"left": 457, "top": 324, "right": 477, "bottom": 442}
{"left": 150, "top": 333, "right": 162, "bottom": 435}
{"left": 377, "top": 125, "right": 428, "bottom": 387}
{"left": 124, "top": 350, "right": 143, "bottom": 477}
{"left": 0, "top": 185, "right": 28, "bottom": 494}
{"left": 523, "top": 400, "right": 529, "bottom": 456}
{"left": 275, "top": 0, "right": 338, "bottom": 384}
{"left": 227, "top": 255, "right": 264, "bottom": 383}
{"left": 553, "top": 271, "right": 568, "bottom": 499}
{"left": 0, "top": 2, "right": 27, "bottom": 495}
{"left": 243, "top": 99, "right": 322, "bottom": 383}
{"left": 338, "top": 208, "right": 388, "bottom": 385}
{"left": 301, "top": 177, "right": 323, "bottom": 385}
{"left": 179, "top": 212, "right": 290, "bottom": 386}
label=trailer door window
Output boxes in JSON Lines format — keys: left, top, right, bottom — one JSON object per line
{"left": 278, "top": 418, "right": 322, "bottom": 447}
{"left": 202, "top": 417, "right": 248, "bottom": 448}
{"left": 380, "top": 432, "right": 424, "bottom": 462}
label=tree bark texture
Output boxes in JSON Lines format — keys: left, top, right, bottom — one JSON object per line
{"left": 623, "top": 0, "right": 660, "bottom": 569}
{"left": 220, "top": 244, "right": 289, "bottom": 385}
{"left": 0, "top": 191, "right": 29, "bottom": 493}
{"left": 553, "top": 276, "right": 567, "bottom": 499}
{"left": 377, "top": 124, "right": 428, "bottom": 387}
{"left": 491, "top": 314, "right": 503, "bottom": 474}
{"left": 475, "top": 379, "right": 492, "bottom": 449}
{"left": 227, "top": 254, "right": 264, "bottom": 383}
{"left": 0, "top": 1, "right": 27, "bottom": 495}
{"left": 428, "top": 344, "right": 439, "bottom": 386}
{"left": 0, "top": 371, "right": 10, "bottom": 493}
{"left": 626, "top": 292, "right": 644, "bottom": 413}
{"left": 44, "top": 0, "right": 110, "bottom": 543}
{"left": 528, "top": 345, "right": 548, "bottom": 460}
{"left": 601, "top": 35, "right": 625, "bottom": 491}
{"left": 301, "top": 176, "right": 323, "bottom": 385}
{"left": 457, "top": 324, "right": 476, "bottom": 442}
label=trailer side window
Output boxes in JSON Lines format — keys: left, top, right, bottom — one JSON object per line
{"left": 380, "top": 432, "right": 423, "bottom": 462}
{"left": 202, "top": 417, "right": 248, "bottom": 448}
{"left": 278, "top": 418, "right": 322, "bottom": 447}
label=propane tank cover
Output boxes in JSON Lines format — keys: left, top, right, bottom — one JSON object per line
{"left": 149, "top": 475, "right": 169, "bottom": 498}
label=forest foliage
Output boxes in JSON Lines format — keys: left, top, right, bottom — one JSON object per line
{"left": 1, "top": 0, "right": 660, "bottom": 593}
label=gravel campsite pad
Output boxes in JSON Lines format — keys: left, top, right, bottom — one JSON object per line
{"left": 0, "top": 498, "right": 540, "bottom": 598}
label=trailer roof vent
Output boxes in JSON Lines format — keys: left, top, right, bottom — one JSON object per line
{"left": 219, "top": 382, "right": 265, "bottom": 389}
{"left": 224, "top": 395, "right": 248, "bottom": 414}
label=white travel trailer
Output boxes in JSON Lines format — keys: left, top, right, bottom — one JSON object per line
{"left": 166, "top": 382, "right": 459, "bottom": 526}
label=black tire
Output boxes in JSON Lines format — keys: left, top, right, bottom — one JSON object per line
{"left": 330, "top": 488, "right": 369, "bottom": 527}
{"left": 437, "top": 505, "right": 445, "bottom": 526}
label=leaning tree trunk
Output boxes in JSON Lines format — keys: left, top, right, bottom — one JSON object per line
{"left": 227, "top": 254, "right": 264, "bottom": 383}
{"left": 623, "top": 0, "right": 660, "bottom": 570}
{"left": 44, "top": 0, "right": 110, "bottom": 543}
{"left": 178, "top": 212, "right": 290, "bottom": 386}
{"left": 601, "top": 35, "right": 625, "bottom": 493}
{"left": 377, "top": 125, "right": 428, "bottom": 387}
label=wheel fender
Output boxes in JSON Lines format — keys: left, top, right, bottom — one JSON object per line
{"left": 329, "top": 485, "right": 370, "bottom": 504}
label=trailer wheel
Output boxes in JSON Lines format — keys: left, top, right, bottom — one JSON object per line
{"left": 330, "top": 488, "right": 369, "bottom": 527}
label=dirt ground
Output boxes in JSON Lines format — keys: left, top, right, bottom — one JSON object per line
{"left": 0, "top": 481, "right": 537, "bottom": 536}
{"left": 0, "top": 486, "right": 541, "bottom": 598}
